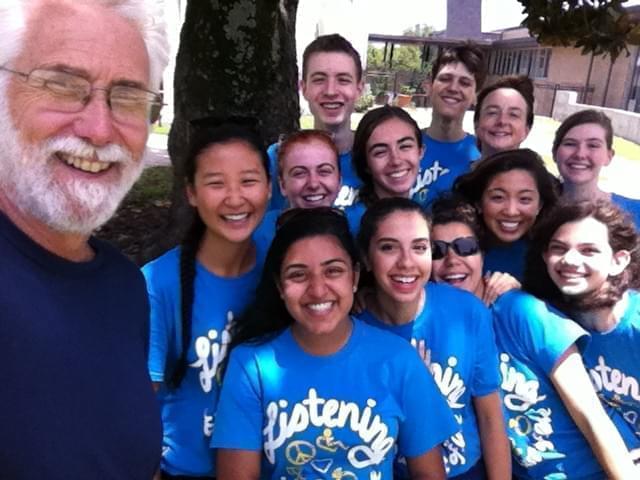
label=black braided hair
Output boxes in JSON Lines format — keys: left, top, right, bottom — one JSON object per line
{"left": 167, "top": 119, "right": 269, "bottom": 389}
{"left": 167, "top": 215, "right": 205, "bottom": 389}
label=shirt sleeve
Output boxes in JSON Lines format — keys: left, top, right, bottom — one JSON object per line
{"left": 397, "top": 348, "right": 459, "bottom": 458}
{"left": 493, "top": 291, "right": 588, "bottom": 375}
{"left": 142, "top": 261, "right": 176, "bottom": 382}
{"left": 210, "top": 349, "right": 263, "bottom": 451}
{"left": 470, "top": 303, "right": 500, "bottom": 397}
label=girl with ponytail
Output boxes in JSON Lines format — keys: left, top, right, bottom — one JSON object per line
{"left": 142, "top": 120, "right": 271, "bottom": 479}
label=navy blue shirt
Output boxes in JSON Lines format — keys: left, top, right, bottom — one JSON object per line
{"left": 0, "top": 212, "right": 161, "bottom": 479}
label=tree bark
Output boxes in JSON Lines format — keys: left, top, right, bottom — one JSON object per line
{"left": 141, "top": 0, "right": 300, "bottom": 263}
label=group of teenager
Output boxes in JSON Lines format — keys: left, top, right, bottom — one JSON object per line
{"left": 142, "top": 34, "right": 640, "bottom": 480}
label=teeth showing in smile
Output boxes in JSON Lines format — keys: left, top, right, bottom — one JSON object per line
{"left": 304, "top": 194, "right": 325, "bottom": 203}
{"left": 391, "top": 275, "right": 417, "bottom": 284}
{"left": 559, "top": 271, "right": 585, "bottom": 279}
{"left": 499, "top": 221, "right": 519, "bottom": 231}
{"left": 444, "top": 273, "right": 467, "bottom": 282}
{"left": 567, "top": 162, "right": 589, "bottom": 170}
{"left": 308, "top": 302, "right": 333, "bottom": 312}
{"left": 61, "top": 153, "right": 111, "bottom": 173}
{"left": 223, "top": 213, "right": 249, "bottom": 221}
{"left": 389, "top": 170, "right": 409, "bottom": 179}
{"left": 322, "top": 103, "right": 342, "bottom": 110}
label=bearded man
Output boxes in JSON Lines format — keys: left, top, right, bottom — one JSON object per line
{"left": 0, "top": 0, "right": 169, "bottom": 478}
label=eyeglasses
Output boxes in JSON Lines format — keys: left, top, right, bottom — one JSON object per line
{"left": 431, "top": 236, "right": 480, "bottom": 260}
{"left": 276, "top": 206, "right": 346, "bottom": 230}
{"left": 0, "top": 66, "right": 163, "bottom": 124}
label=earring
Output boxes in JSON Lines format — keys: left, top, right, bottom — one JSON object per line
{"left": 353, "top": 285, "right": 358, "bottom": 293}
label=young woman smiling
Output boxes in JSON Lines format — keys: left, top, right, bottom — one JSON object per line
{"left": 553, "top": 109, "right": 640, "bottom": 227}
{"left": 454, "top": 148, "right": 560, "bottom": 280}
{"left": 355, "top": 198, "right": 510, "bottom": 480}
{"left": 212, "top": 208, "right": 457, "bottom": 480}
{"left": 429, "top": 196, "right": 639, "bottom": 478}
{"left": 143, "top": 121, "right": 271, "bottom": 479}
{"left": 525, "top": 200, "right": 640, "bottom": 466}
{"left": 348, "top": 106, "right": 425, "bottom": 232}
{"left": 254, "top": 130, "right": 341, "bottom": 250}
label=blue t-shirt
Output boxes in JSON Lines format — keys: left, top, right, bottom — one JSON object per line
{"left": 253, "top": 209, "right": 279, "bottom": 255}
{"left": 611, "top": 193, "right": 640, "bottom": 230}
{"left": 0, "top": 212, "right": 161, "bottom": 479}
{"left": 411, "top": 133, "right": 480, "bottom": 208}
{"left": 483, "top": 239, "right": 529, "bottom": 281}
{"left": 267, "top": 142, "right": 361, "bottom": 211}
{"left": 143, "top": 246, "right": 263, "bottom": 476}
{"left": 358, "top": 283, "right": 500, "bottom": 477}
{"left": 491, "top": 290, "right": 608, "bottom": 479}
{"left": 211, "top": 319, "right": 458, "bottom": 479}
{"left": 582, "top": 290, "right": 640, "bottom": 443}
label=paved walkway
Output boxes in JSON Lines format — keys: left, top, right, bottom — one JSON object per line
{"left": 143, "top": 133, "right": 170, "bottom": 167}
{"left": 146, "top": 107, "right": 640, "bottom": 199}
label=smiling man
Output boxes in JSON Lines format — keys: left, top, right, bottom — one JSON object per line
{"left": 412, "top": 44, "right": 486, "bottom": 207}
{"left": 268, "top": 34, "right": 364, "bottom": 210}
{"left": 0, "top": 0, "right": 169, "bottom": 478}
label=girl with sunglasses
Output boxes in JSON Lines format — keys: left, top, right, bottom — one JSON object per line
{"left": 347, "top": 106, "right": 425, "bottom": 233}
{"left": 212, "top": 208, "right": 457, "bottom": 480}
{"left": 355, "top": 197, "right": 510, "bottom": 480}
{"left": 142, "top": 122, "right": 271, "bottom": 479}
{"left": 430, "top": 196, "right": 638, "bottom": 478}
{"left": 453, "top": 148, "right": 560, "bottom": 281}
{"left": 254, "top": 130, "right": 342, "bottom": 249}
{"left": 430, "top": 194, "right": 520, "bottom": 306}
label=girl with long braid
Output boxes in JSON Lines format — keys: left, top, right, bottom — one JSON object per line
{"left": 142, "top": 121, "right": 271, "bottom": 479}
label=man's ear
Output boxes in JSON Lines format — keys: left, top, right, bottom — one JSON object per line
{"left": 610, "top": 249, "right": 631, "bottom": 277}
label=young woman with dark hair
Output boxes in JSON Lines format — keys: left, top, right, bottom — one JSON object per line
{"left": 142, "top": 122, "right": 271, "bottom": 479}
{"left": 525, "top": 200, "right": 640, "bottom": 458}
{"left": 348, "top": 105, "right": 424, "bottom": 231}
{"left": 429, "top": 197, "right": 639, "bottom": 478}
{"left": 211, "top": 208, "right": 457, "bottom": 480}
{"left": 429, "top": 194, "right": 520, "bottom": 306}
{"left": 355, "top": 197, "right": 510, "bottom": 480}
{"left": 453, "top": 148, "right": 560, "bottom": 280}
{"left": 553, "top": 109, "right": 640, "bottom": 227}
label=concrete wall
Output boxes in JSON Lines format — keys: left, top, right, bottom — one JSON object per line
{"left": 553, "top": 90, "right": 640, "bottom": 144}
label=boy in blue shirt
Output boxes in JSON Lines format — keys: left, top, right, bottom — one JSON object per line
{"left": 268, "top": 34, "right": 364, "bottom": 210}
{"left": 413, "top": 43, "right": 485, "bottom": 206}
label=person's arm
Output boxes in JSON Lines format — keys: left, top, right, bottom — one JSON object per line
{"left": 551, "top": 345, "right": 638, "bottom": 479}
{"left": 216, "top": 449, "right": 261, "bottom": 480}
{"left": 406, "top": 446, "right": 446, "bottom": 480}
{"left": 473, "top": 392, "right": 511, "bottom": 480}
{"left": 482, "top": 272, "right": 520, "bottom": 306}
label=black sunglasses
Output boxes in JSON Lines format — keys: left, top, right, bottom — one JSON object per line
{"left": 431, "top": 236, "right": 480, "bottom": 260}
{"left": 276, "top": 206, "right": 346, "bottom": 230}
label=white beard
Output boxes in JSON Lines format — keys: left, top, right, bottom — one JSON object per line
{"left": 0, "top": 89, "right": 145, "bottom": 235}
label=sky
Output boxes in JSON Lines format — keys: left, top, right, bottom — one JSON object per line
{"left": 364, "top": 0, "right": 640, "bottom": 35}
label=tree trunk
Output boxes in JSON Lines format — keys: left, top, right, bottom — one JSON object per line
{"left": 141, "top": 0, "right": 300, "bottom": 263}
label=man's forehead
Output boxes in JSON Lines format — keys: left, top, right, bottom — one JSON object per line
{"left": 17, "top": 0, "right": 150, "bottom": 84}
{"left": 306, "top": 51, "right": 359, "bottom": 75}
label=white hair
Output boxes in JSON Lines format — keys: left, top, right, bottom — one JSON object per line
{"left": 0, "top": 0, "right": 169, "bottom": 90}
